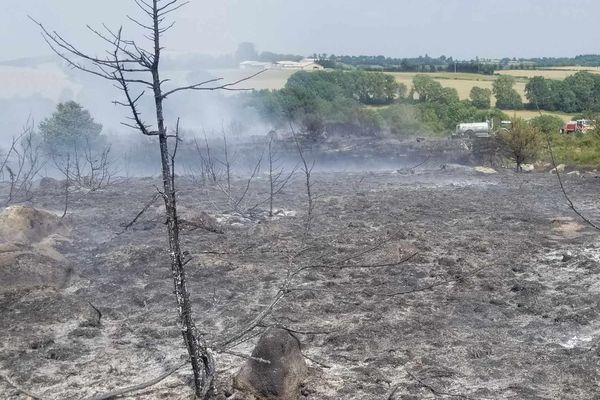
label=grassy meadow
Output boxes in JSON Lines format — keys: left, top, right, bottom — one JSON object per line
{"left": 549, "top": 132, "right": 600, "bottom": 167}
{"left": 508, "top": 109, "right": 572, "bottom": 122}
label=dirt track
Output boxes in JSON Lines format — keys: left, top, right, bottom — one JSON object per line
{"left": 1, "top": 165, "right": 600, "bottom": 399}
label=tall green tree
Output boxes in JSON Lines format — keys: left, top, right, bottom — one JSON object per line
{"left": 469, "top": 86, "right": 492, "bottom": 109}
{"left": 493, "top": 75, "right": 523, "bottom": 110}
{"left": 412, "top": 75, "right": 443, "bottom": 102}
{"left": 525, "top": 76, "right": 552, "bottom": 109}
{"left": 39, "top": 101, "right": 103, "bottom": 151}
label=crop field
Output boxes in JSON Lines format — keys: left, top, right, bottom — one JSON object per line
{"left": 207, "top": 69, "right": 533, "bottom": 111}
{"left": 386, "top": 71, "right": 530, "bottom": 104}
{"left": 207, "top": 68, "right": 296, "bottom": 91}
{"left": 207, "top": 68, "right": 571, "bottom": 122}
{"left": 498, "top": 67, "right": 600, "bottom": 80}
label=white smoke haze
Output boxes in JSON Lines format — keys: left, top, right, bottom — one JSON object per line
{"left": 2, "top": 0, "right": 600, "bottom": 148}
{"left": 2, "top": 0, "right": 600, "bottom": 174}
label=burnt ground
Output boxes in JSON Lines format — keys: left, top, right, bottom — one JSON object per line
{"left": 1, "top": 162, "right": 600, "bottom": 399}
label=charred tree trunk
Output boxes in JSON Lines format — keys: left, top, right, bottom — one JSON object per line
{"left": 150, "top": 8, "right": 215, "bottom": 398}
{"left": 33, "top": 0, "right": 263, "bottom": 396}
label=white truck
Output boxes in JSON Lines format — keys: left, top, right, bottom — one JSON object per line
{"left": 453, "top": 120, "right": 493, "bottom": 138}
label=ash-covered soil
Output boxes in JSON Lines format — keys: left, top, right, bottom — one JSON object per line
{"left": 2, "top": 165, "right": 600, "bottom": 399}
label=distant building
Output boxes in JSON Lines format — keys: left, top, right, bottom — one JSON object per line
{"left": 239, "top": 61, "right": 273, "bottom": 70}
{"left": 275, "top": 58, "right": 324, "bottom": 70}
{"left": 239, "top": 58, "right": 324, "bottom": 71}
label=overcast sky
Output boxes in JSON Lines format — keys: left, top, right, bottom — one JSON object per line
{"left": 3, "top": 0, "right": 600, "bottom": 61}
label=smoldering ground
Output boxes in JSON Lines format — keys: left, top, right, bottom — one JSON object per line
{"left": 1, "top": 135, "right": 600, "bottom": 398}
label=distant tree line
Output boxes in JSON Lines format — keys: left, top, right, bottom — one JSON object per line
{"left": 525, "top": 71, "right": 600, "bottom": 113}
{"left": 527, "top": 55, "right": 600, "bottom": 68}
{"left": 315, "top": 54, "right": 600, "bottom": 75}
{"left": 249, "top": 71, "right": 513, "bottom": 138}
{"left": 410, "top": 75, "right": 508, "bottom": 132}
{"left": 161, "top": 43, "right": 600, "bottom": 75}
{"left": 249, "top": 70, "right": 409, "bottom": 138}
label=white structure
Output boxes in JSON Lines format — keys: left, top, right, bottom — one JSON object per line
{"left": 275, "top": 58, "right": 324, "bottom": 70}
{"left": 239, "top": 61, "right": 273, "bottom": 70}
{"left": 239, "top": 58, "right": 324, "bottom": 71}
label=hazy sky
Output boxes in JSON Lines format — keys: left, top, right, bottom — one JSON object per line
{"left": 3, "top": 0, "right": 600, "bottom": 61}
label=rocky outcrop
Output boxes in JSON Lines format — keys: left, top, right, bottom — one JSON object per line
{"left": 0, "top": 206, "right": 71, "bottom": 291}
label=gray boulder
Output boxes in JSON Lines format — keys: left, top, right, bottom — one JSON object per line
{"left": 233, "top": 328, "right": 307, "bottom": 399}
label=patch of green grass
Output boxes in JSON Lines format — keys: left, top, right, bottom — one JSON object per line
{"left": 546, "top": 133, "right": 600, "bottom": 168}
{"left": 509, "top": 110, "right": 573, "bottom": 123}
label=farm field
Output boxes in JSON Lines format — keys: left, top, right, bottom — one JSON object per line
{"left": 0, "top": 62, "right": 586, "bottom": 111}
{"left": 207, "top": 68, "right": 296, "bottom": 91}
{"left": 208, "top": 68, "right": 531, "bottom": 106}
{"left": 499, "top": 67, "right": 600, "bottom": 80}
{"left": 391, "top": 73, "right": 527, "bottom": 103}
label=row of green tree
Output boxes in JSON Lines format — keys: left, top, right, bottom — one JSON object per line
{"left": 410, "top": 75, "right": 513, "bottom": 132}
{"left": 525, "top": 71, "right": 600, "bottom": 113}
{"left": 249, "top": 70, "right": 410, "bottom": 138}
{"left": 315, "top": 54, "right": 600, "bottom": 74}
{"left": 249, "top": 70, "right": 521, "bottom": 137}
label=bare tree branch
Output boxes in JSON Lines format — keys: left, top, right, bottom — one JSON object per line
{"left": 160, "top": 69, "right": 267, "bottom": 100}
{"left": 82, "top": 361, "right": 188, "bottom": 400}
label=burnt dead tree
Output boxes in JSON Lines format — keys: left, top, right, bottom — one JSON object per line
{"left": 2, "top": 120, "right": 45, "bottom": 205}
{"left": 32, "top": 1, "right": 262, "bottom": 397}
{"left": 290, "top": 125, "right": 315, "bottom": 237}
{"left": 267, "top": 135, "right": 295, "bottom": 217}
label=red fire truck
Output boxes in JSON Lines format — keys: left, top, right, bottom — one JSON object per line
{"left": 561, "top": 119, "right": 595, "bottom": 134}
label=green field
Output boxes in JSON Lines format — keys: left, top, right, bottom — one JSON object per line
{"left": 549, "top": 132, "right": 600, "bottom": 167}
{"left": 507, "top": 109, "right": 572, "bottom": 123}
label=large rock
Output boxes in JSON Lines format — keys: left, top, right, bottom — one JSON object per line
{"left": 521, "top": 164, "right": 535, "bottom": 172}
{"left": 233, "top": 328, "right": 307, "bottom": 400}
{"left": 0, "top": 206, "right": 70, "bottom": 292}
{"left": 474, "top": 166, "right": 497, "bottom": 174}
{"left": 0, "top": 206, "right": 66, "bottom": 244}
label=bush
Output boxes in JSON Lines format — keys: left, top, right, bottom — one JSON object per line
{"left": 470, "top": 87, "right": 492, "bottom": 109}
{"left": 39, "top": 101, "right": 103, "bottom": 153}
{"left": 497, "top": 117, "right": 542, "bottom": 171}
{"left": 529, "top": 114, "right": 564, "bottom": 135}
